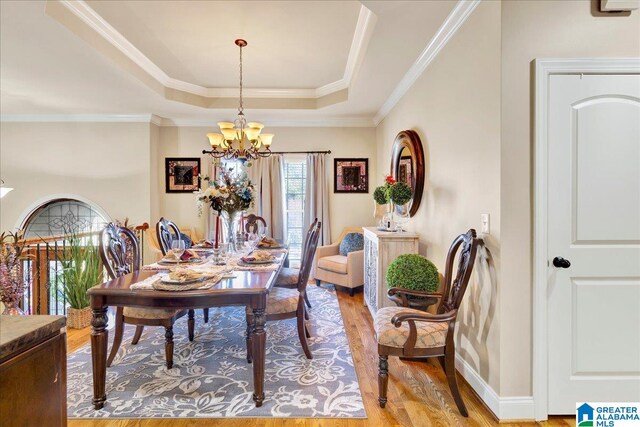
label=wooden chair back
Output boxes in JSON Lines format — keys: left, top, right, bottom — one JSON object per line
{"left": 244, "top": 214, "right": 267, "bottom": 235}
{"left": 302, "top": 218, "right": 318, "bottom": 255}
{"left": 297, "top": 221, "right": 321, "bottom": 293}
{"left": 438, "top": 229, "right": 481, "bottom": 315}
{"left": 99, "top": 223, "right": 140, "bottom": 280}
{"left": 156, "top": 217, "right": 181, "bottom": 256}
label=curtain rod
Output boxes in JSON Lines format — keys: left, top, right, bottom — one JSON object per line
{"left": 269, "top": 150, "right": 331, "bottom": 154}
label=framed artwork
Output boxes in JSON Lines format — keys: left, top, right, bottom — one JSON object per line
{"left": 398, "top": 155, "right": 413, "bottom": 186}
{"left": 334, "top": 158, "right": 369, "bottom": 193}
{"left": 165, "top": 157, "right": 201, "bottom": 193}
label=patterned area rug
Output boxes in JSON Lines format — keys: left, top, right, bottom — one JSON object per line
{"left": 67, "top": 285, "right": 366, "bottom": 419}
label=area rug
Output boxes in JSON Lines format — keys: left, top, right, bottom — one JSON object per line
{"left": 67, "top": 285, "right": 366, "bottom": 419}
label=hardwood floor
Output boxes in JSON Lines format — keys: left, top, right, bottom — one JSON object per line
{"left": 66, "top": 289, "right": 574, "bottom": 427}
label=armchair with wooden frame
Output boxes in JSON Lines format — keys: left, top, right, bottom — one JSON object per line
{"left": 314, "top": 226, "right": 365, "bottom": 296}
{"left": 374, "top": 229, "right": 481, "bottom": 416}
{"left": 99, "top": 223, "right": 195, "bottom": 369}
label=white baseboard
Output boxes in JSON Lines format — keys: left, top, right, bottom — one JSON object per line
{"left": 455, "top": 354, "right": 535, "bottom": 421}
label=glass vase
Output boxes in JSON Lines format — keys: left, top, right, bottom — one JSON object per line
{"left": 394, "top": 203, "right": 410, "bottom": 232}
{"left": 2, "top": 299, "right": 25, "bottom": 315}
{"left": 221, "top": 210, "right": 243, "bottom": 254}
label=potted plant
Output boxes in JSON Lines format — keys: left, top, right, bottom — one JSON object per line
{"left": 386, "top": 254, "right": 440, "bottom": 311}
{"left": 373, "top": 175, "right": 413, "bottom": 230}
{"left": 59, "top": 234, "right": 103, "bottom": 328}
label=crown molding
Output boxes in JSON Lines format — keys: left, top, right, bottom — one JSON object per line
{"left": 158, "top": 117, "right": 376, "bottom": 128}
{"left": 373, "top": 0, "right": 481, "bottom": 125}
{"left": 0, "top": 114, "right": 375, "bottom": 128}
{"left": 316, "top": 6, "right": 377, "bottom": 97}
{"left": 55, "top": 1, "right": 376, "bottom": 101}
{"left": 0, "top": 114, "right": 158, "bottom": 123}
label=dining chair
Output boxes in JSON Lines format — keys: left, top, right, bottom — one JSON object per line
{"left": 244, "top": 214, "right": 267, "bottom": 235}
{"left": 156, "top": 217, "right": 209, "bottom": 323}
{"left": 99, "top": 223, "right": 195, "bottom": 369}
{"left": 274, "top": 218, "right": 318, "bottom": 310}
{"left": 374, "top": 229, "right": 481, "bottom": 416}
{"left": 246, "top": 221, "right": 321, "bottom": 361}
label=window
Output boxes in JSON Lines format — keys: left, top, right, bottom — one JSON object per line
{"left": 23, "top": 199, "right": 109, "bottom": 239}
{"left": 284, "top": 156, "right": 307, "bottom": 267}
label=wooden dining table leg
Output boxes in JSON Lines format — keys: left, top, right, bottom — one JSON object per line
{"left": 90, "top": 303, "right": 109, "bottom": 410}
{"left": 250, "top": 302, "right": 267, "bottom": 407}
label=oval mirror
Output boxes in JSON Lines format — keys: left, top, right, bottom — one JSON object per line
{"left": 390, "top": 130, "right": 424, "bottom": 217}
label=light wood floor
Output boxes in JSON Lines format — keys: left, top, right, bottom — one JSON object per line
{"left": 66, "top": 289, "right": 574, "bottom": 427}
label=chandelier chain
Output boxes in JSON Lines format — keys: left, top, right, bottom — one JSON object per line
{"left": 238, "top": 43, "right": 243, "bottom": 115}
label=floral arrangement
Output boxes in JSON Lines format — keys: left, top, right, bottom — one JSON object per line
{"left": 373, "top": 174, "right": 413, "bottom": 206}
{"left": 0, "top": 231, "right": 29, "bottom": 308}
{"left": 195, "top": 166, "right": 255, "bottom": 216}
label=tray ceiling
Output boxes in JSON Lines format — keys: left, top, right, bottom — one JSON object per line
{"left": 0, "top": 0, "right": 470, "bottom": 126}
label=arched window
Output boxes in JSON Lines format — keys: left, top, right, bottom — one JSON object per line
{"left": 22, "top": 198, "right": 109, "bottom": 238}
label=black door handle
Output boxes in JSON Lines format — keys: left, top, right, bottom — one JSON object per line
{"left": 553, "top": 257, "right": 571, "bottom": 269}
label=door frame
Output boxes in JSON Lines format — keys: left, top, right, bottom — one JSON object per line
{"left": 533, "top": 58, "right": 640, "bottom": 421}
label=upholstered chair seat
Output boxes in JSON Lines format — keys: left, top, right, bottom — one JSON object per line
{"left": 123, "top": 307, "right": 180, "bottom": 320}
{"left": 274, "top": 267, "right": 299, "bottom": 287}
{"left": 317, "top": 255, "right": 348, "bottom": 274}
{"left": 374, "top": 307, "right": 448, "bottom": 349}
{"left": 246, "top": 287, "right": 299, "bottom": 316}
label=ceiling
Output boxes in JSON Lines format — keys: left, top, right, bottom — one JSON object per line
{"left": 0, "top": 0, "right": 461, "bottom": 126}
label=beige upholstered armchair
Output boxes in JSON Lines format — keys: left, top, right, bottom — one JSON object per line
{"left": 314, "top": 227, "right": 364, "bottom": 296}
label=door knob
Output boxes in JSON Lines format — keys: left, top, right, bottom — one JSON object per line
{"left": 552, "top": 257, "right": 571, "bottom": 269}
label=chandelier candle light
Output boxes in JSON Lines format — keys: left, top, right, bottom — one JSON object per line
{"left": 203, "top": 39, "right": 274, "bottom": 160}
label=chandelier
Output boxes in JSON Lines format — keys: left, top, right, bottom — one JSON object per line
{"left": 204, "top": 39, "right": 273, "bottom": 160}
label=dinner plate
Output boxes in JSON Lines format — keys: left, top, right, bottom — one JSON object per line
{"left": 239, "top": 258, "right": 274, "bottom": 265}
{"left": 160, "top": 275, "right": 212, "bottom": 285}
{"left": 257, "top": 243, "right": 283, "bottom": 249}
{"left": 157, "top": 258, "right": 204, "bottom": 265}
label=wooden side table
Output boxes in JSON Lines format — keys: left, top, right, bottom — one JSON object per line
{"left": 362, "top": 227, "right": 419, "bottom": 318}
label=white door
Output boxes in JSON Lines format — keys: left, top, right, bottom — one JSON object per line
{"left": 547, "top": 73, "right": 640, "bottom": 413}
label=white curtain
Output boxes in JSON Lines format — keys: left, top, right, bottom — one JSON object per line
{"left": 303, "top": 153, "right": 331, "bottom": 246}
{"left": 248, "top": 155, "right": 285, "bottom": 241}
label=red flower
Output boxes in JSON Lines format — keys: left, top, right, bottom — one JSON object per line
{"left": 385, "top": 175, "right": 396, "bottom": 185}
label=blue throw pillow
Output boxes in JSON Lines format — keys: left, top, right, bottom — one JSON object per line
{"left": 339, "top": 233, "right": 364, "bottom": 256}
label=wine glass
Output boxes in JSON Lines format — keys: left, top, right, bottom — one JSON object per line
{"left": 171, "top": 239, "right": 186, "bottom": 260}
{"left": 247, "top": 232, "right": 259, "bottom": 249}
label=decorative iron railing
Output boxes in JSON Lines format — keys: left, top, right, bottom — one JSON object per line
{"left": 16, "top": 223, "right": 148, "bottom": 315}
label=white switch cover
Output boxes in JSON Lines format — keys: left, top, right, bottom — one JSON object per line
{"left": 480, "top": 213, "right": 490, "bottom": 234}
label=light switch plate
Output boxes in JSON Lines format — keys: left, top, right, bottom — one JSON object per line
{"left": 480, "top": 213, "right": 490, "bottom": 234}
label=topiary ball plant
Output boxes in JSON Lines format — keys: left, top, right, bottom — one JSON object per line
{"left": 386, "top": 254, "right": 439, "bottom": 293}
{"left": 373, "top": 186, "right": 389, "bottom": 205}
{"left": 389, "top": 181, "right": 412, "bottom": 205}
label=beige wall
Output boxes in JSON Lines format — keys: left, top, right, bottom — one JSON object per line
{"left": 376, "top": 1, "right": 502, "bottom": 392}
{"left": 157, "top": 126, "right": 377, "bottom": 242}
{"left": 0, "top": 122, "right": 152, "bottom": 232}
{"left": 499, "top": 0, "right": 640, "bottom": 396}
{"left": 0, "top": 123, "right": 376, "bottom": 244}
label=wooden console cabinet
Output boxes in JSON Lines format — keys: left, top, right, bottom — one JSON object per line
{"left": 362, "top": 227, "right": 419, "bottom": 318}
{"left": 0, "top": 315, "right": 67, "bottom": 427}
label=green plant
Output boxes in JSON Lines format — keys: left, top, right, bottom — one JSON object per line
{"left": 386, "top": 254, "right": 439, "bottom": 292}
{"left": 59, "top": 234, "right": 103, "bottom": 309}
{"left": 373, "top": 186, "right": 389, "bottom": 205}
{"left": 389, "top": 181, "right": 412, "bottom": 205}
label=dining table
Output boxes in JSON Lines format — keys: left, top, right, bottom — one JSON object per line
{"left": 87, "top": 247, "right": 288, "bottom": 410}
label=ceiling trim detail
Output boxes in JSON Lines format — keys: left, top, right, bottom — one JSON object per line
{"left": 55, "top": 0, "right": 376, "bottom": 100}
{"left": 373, "top": 0, "right": 481, "bottom": 125}
{"left": 0, "top": 114, "right": 375, "bottom": 128}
